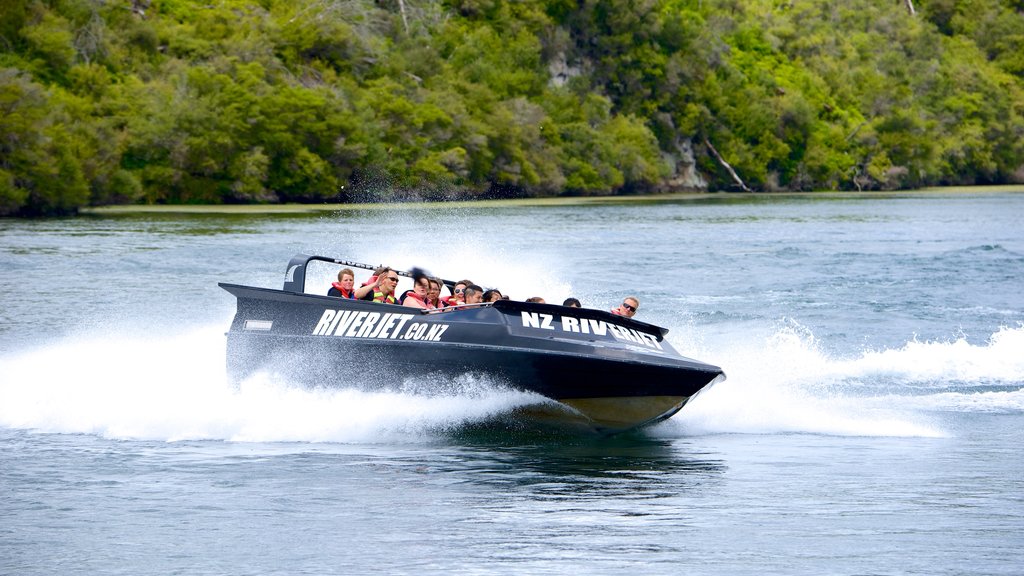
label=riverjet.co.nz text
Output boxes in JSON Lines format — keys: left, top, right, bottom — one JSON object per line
{"left": 520, "top": 311, "right": 663, "bottom": 351}
{"left": 313, "top": 310, "right": 449, "bottom": 342}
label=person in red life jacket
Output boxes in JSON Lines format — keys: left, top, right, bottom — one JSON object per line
{"left": 354, "top": 267, "right": 400, "bottom": 304}
{"left": 441, "top": 279, "right": 474, "bottom": 307}
{"left": 611, "top": 296, "right": 639, "bottom": 318}
{"left": 327, "top": 268, "right": 356, "bottom": 298}
{"left": 401, "top": 275, "right": 435, "bottom": 310}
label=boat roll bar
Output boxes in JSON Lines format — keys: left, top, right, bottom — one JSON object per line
{"left": 282, "top": 254, "right": 457, "bottom": 293}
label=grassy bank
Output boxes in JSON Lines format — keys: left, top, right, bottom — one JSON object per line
{"left": 80, "top": 187, "right": 1024, "bottom": 215}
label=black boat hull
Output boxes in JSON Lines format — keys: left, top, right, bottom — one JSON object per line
{"left": 221, "top": 281, "right": 724, "bottom": 433}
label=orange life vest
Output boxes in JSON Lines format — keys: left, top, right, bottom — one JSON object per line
{"left": 330, "top": 282, "right": 354, "bottom": 299}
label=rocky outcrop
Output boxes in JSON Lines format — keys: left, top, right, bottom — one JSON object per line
{"left": 661, "top": 138, "right": 708, "bottom": 191}
{"left": 548, "top": 51, "right": 582, "bottom": 88}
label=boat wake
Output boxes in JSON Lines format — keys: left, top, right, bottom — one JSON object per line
{"left": 1, "top": 322, "right": 1021, "bottom": 442}
{"left": 666, "top": 323, "right": 1024, "bottom": 438}
{"left": 0, "top": 324, "right": 553, "bottom": 443}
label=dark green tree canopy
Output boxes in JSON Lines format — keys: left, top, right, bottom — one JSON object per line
{"left": 2, "top": 0, "right": 1023, "bottom": 215}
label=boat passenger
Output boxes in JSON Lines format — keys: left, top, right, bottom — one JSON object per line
{"left": 354, "top": 267, "right": 400, "bottom": 304}
{"left": 357, "top": 266, "right": 387, "bottom": 290}
{"left": 525, "top": 296, "right": 546, "bottom": 304}
{"left": 327, "top": 268, "right": 356, "bottom": 298}
{"left": 462, "top": 284, "right": 484, "bottom": 305}
{"left": 398, "top": 268, "right": 430, "bottom": 307}
{"left": 427, "top": 278, "right": 443, "bottom": 308}
{"left": 402, "top": 276, "right": 435, "bottom": 310}
{"left": 562, "top": 297, "right": 581, "bottom": 308}
{"left": 482, "top": 289, "right": 503, "bottom": 303}
{"left": 611, "top": 296, "right": 639, "bottom": 318}
{"left": 442, "top": 279, "right": 474, "bottom": 307}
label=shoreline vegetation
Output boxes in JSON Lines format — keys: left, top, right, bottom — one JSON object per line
{"left": 81, "top": 186, "right": 1024, "bottom": 215}
{"left": 4, "top": 1, "right": 1024, "bottom": 217}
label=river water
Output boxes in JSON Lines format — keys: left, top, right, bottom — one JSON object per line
{"left": 1, "top": 192, "right": 1022, "bottom": 575}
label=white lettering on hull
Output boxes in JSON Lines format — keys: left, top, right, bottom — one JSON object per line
{"left": 522, "top": 312, "right": 662, "bottom": 351}
{"left": 521, "top": 311, "right": 555, "bottom": 329}
{"left": 313, "top": 310, "right": 335, "bottom": 335}
{"left": 312, "top": 310, "right": 449, "bottom": 342}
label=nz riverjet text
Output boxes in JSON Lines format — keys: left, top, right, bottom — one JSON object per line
{"left": 520, "top": 312, "right": 663, "bottom": 350}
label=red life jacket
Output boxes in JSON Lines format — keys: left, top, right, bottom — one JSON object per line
{"left": 403, "top": 292, "right": 434, "bottom": 310}
{"left": 330, "top": 282, "right": 354, "bottom": 299}
{"left": 441, "top": 295, "right": 463, "bottom": 307}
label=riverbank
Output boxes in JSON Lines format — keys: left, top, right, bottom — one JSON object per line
{"left": 80, "top": 186, "right": 1024, "bottom": 215}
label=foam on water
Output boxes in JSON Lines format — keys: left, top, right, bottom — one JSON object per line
{"left": 848, "top": 324, "right": 1024, "bottom": 385}
{"left": 0, "top": 325, "right": 543, "bottom": 443}
{"left": 311, "top": 222, "right": 578, "bottom": 304}
{"left": 1, "top": 321, "right": 1021, "bottom": 443}
{"left": 668, "top": 324, "right": 1024, "bottom": 438}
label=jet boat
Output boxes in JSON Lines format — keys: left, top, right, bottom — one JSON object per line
{"left": 220, "top": 254, "right": 725, "bottom": 433}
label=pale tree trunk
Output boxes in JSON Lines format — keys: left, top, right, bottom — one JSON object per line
{"left": 397, "top": 0, "right": 409, "bottom": 33}
{"left": 903, "top": 0, "right": 916, "bottom": 16}
{"left": 704, "top": 137, "right": 752, "bottom": 192}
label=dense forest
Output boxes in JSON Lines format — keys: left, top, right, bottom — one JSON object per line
{"left": 2, "top": 0, "right": 1024, "bottom": 215}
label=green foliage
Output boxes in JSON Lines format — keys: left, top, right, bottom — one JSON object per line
{"left": 3, "top": 0, "right": 1024, "bottom": 214}
{"left": 0, "top": 168, "right": 26, "bottom": 214}
{"left": 0, "top": 67, "right": 89, "bottom": 215}
{"left": 545, "top": 91, "right": 666, "bottom": 194}
{"left": 442, "top": 21, "right": 545, "bottom": 99}
{"left": 19, "top": 7, "right": 76, "bottom": 73}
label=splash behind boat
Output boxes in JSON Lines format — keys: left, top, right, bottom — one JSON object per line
{"left": 220, "top": 254, "right": 725, "bottom": 434}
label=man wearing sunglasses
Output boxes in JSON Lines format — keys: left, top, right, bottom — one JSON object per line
{"left": 611, "top": 296, "right": 640, "bottom": 318}
{"left": 354, "top": 266, "right": 400, "bottom": 304}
